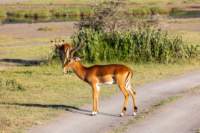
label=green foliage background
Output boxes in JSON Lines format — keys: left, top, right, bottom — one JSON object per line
{"left": 72, "top": 27, "right": 199, "bottom": 63}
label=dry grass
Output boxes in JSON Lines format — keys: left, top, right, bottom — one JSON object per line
{"left": 178, "top": 31, "right": 200, "bottom": 45}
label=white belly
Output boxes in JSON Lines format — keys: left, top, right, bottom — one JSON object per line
{"left": 96, "top": 80, "right": 115, "bottom": 91}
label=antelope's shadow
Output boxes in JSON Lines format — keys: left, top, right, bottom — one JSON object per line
{"left": 0, "top": 102, "right": 119, "bottom": 117}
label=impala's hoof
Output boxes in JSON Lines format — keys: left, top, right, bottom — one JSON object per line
{"left": 91, "top": 112, "right": 97, "bottom": 116}
{"left": 120, "top": 112, "right": 124, "bottom": 117}
{"left": 132, "top": 112, "right": 137, "bottom": 116}
{"left": 134, "top": 106, "right": 138, "bottom": 112}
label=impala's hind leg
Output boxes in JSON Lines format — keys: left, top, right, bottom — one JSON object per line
{"left": 126, "top": 81, "right": 137, "bottom": 116}
{"left": 118, "top": 84, "right": 129, "bottom": 117}
{"left": 128, "top": 87, "right": 137, "bottom": 116}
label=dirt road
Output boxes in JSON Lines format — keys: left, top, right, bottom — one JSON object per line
{"left": 125, "top": 93, "right": 200, "bottom": 133}
{"left": 0, "top": 22, "right": 75, "bottom": 39}
{"left": 28, "top": 70, "right": 200, "bottom": 133}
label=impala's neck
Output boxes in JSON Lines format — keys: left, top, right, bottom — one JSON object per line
{"left": 71, "top": 62, "right": 87, "bottom": 81}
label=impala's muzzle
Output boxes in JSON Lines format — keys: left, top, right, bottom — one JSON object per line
{"left": 63, "top": 66, "right": 70, "bottom": 74}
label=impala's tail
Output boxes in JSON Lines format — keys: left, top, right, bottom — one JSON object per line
{"left": 125, "top": 71, "right": 134, "bottom": 91}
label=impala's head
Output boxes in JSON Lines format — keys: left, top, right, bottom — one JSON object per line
{"left": 62, "top": 41, "right": 84, "bottom": 74}
{"left": 63, "top": 57, "right": 81, "bottom": 74}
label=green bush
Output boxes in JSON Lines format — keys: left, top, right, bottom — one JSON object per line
{"left": 72, "top": 27, "right": 199, "bottom": 63}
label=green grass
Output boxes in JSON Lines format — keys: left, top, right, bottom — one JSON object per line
{"left": 0, "top": 45, "right": 49, "bottom": 59}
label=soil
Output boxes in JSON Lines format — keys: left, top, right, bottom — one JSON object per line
{"left": 0, "top": 22, "right": 76, "bottom": 39}
{"left": 125, "top": 93, "right": 200, "bottom": 133}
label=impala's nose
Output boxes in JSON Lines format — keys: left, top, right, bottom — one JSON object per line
{"left": 63, "top": 67, "right": 68, "bottom": 74}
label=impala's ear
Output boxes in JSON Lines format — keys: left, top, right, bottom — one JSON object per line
{"left": 74, "top": 57, "right": 81, "bottom": 61}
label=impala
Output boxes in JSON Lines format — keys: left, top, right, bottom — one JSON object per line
{"left": 63, "top": 42, "right": 137, "bottom": 116}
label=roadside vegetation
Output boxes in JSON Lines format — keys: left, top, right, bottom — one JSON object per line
{"left": 72, "top": 27, "right": 199, "bottom": 63}
{"left": 69, "top": 1, "right": 199, "bottom": 64}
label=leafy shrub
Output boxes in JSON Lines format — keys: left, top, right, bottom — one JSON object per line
{"left": 72, "top": 27, "right": 199, "bottom": 63}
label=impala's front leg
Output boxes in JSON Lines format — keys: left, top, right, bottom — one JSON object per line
{"left": 91, "top": 84, "right": 98, "bottom": 116}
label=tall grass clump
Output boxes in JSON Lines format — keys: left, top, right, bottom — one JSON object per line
{"left": 72, "top": 26, "right": 199, "bottom": 63}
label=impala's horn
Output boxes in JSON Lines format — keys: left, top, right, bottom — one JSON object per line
{"left": 70, "top": 40, "right": 84, "bottom": 58}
